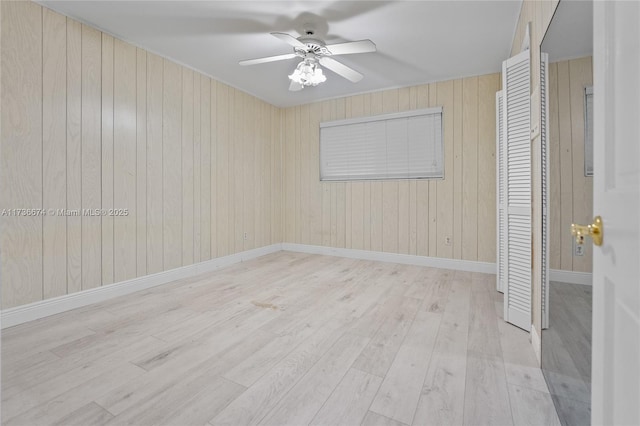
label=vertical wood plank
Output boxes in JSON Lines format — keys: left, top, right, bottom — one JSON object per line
{"left": 309, "top": 102, "right": 323, "bottom": 246}
{"left": 225, "top": 89, "right": 235, "bottom": 250}
{"left": 254, "top": 100, "right": 264, "bottom": 248}
{"left": 453, "top": 79, "right": 464, "bottom": 260}
{"left": 162, "top": 60, "right": 182, "bottom": 270}
{"left": 200, "top": 76, "right": 210, "bottom": 259}
{"left": 299, "top": 104, "right": 310, "bottom": 245}
{"left": 66, "top": 18, "right": 82, "bottom": 295}
{"left": 43, "top": 8, "right": 67, "bottom": 299}
{"left": 428, "top": 83, "right": 439, "bottom": 256}
{"left": 271, "top": 106, "right": 282, "bottom": 244}
{"left": 557, "top": 60, "right": 573, "bottom": 271}
{"left": 193, "top": 74, "right": 201, "bottom": 262}
{"left": 209, "top": 79, "right": 217, "bottom": 257}
{"left": 477, "top": 73, "right": 499, "bottom": 263}
{"left": 382, "top": 180, "right": 399, "bottom": 254}
{"left": 136, "top": 48, "right": 147, "bottom": 276}
{"left": 336, "top": 184, "right": 346, "bottom": 248}
{"left": 320, "top": 102, "right": 331, "bottom": 247}
{"left": 233, "top": 90, "right": 244, "bottom": 252}
{"left": 284, "top": 107, "right": 296, "bottom": 243}
{"left": 216, "top": 82, "right": 229, "bottom": 256}
{"left": 266, "top": 105, "right": 273, "bottom": 245}
{"left": 397, "top": 182, "right": 409, "bottom": 255}
{"left": 113, "top": 39, "right": 137, "bottom": 282}
{"left": 82, "top": 26, "right": 102, "bottom": 289}
{"left": 254, "top": 101, "right": 265, "bottom": 248}
{"left": 416, "top": 85, "right": 430, "bottom": 257}
{"left": 331, "top": 182, "right": 338, "bottom": 246}
{"left": 462, "top": 76, "right": 479, "bottom": 261}
{"left": 101, "top": 33, "right": 114, "bottom": 286}
{"left": 243, "top": 92, "right": 255, "bottom": 250}
{"left": 295, "top": 106, "right": 302, "bottom": 244}
{"left": 263, "top": 101, "right": 272, "bottom": 247}
{"left": 436, "top": 80, "right": 454, "bottom": 258}
{"left": 146, "top": 53, "right": 164, "bottom": 274}
{"left": 351, "top": 183, "right": 364, "bottom": 250}
{"left": 181, "top": 68, "right": 194, "bottom": 265}
{"left": 0, "top": 1, "right": 43, "bottom": 307}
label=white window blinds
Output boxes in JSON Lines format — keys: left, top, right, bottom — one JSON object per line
{"left": 320, "top": 108, "right": 443, "bottom": 181}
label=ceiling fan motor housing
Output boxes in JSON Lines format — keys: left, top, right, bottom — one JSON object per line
{"left": 294, "top": 38, "right": 331, "bottom": 57}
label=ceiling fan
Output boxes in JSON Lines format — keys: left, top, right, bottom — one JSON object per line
{"left": 239, "top": 30, "right": 376, "bottom": 91}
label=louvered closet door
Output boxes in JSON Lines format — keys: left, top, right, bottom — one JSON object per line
{"left": 541, "top": 53, "right": 549, "bottom": 329}
{"left": 496, "top": 91, "right": 505, "bottom": 294}
{"left": 502, "top": 50, "right": 531, "bottom": 331}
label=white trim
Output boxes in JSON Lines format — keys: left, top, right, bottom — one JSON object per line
{"left": 1, "top": 244, "right": 282, "bottom": 329}
{"left": 320, "top": 107, "right": 443, "bottom": 128}
{"left": 282, "top": 243, "right": 496, "bottom": 274}
{"left": 549, "top": 269, "right": 592, "bottom": 286}
{"left": 531, "top": 323, "right": 542, "bottom": 365}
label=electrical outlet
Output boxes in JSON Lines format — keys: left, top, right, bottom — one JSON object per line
{"left": 444, "top": 236, "right": 451, "bottom": 246}
{"left": 574, "top": 239, "right": 585, "bottom": 256}
{"left": 244, "top": 232, "right": 248, "bottom": 240}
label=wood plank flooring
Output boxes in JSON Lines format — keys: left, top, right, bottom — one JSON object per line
{"left": 542, "top": 281, "right": 592, "bottom": 426}
{"left": 2, "top": 252, "right": 560, "bottom": 425}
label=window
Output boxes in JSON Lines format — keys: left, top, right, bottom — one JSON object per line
{"left": 584, "top": 86, "right": 593, "bottom": 176}
{"left": 319, "top": 107, "right": 443, "bottom": 181}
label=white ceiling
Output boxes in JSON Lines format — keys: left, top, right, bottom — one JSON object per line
{"left": 542, "top": 0, "right": 592, "bottom": 63}
{"left": 40, "top": 1, "right": 523, "bottom": 107}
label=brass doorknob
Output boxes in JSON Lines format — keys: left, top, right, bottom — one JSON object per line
{"left": 571, "top": 216, "right": 603, "bottom": 246}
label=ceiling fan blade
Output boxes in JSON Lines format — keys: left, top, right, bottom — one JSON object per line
{"left": 289, "top": 80, "right": 303, "bottom": 92}
{"left": 239, "top": 53, "right": 297, "bottom": 66}
{"left": 271, "top": 32, "right": 307, "bottom": 49}
{"left": 318, "top": 57, "right": 363, "bottom": 83}
{"left": 325, "top": 39, "right": 377, "bottom": 55}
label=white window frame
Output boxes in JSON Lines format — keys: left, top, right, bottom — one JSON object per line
{"left": 319, "top": 107, "right": 444, "bottom": 182}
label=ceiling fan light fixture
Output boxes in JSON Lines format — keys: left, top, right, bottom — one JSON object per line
{"left": 288, "top": 58, "right": 327, "bottom": 87}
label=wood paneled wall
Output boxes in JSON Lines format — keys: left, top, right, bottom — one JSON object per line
{"left": 510, "top": 0, "right": 559, "bottom": 351}
{"left": 282, "top": 74, "right": 501, "bottom": 263}
{"left": 0, "top": 2, "right": 282, "bottom": 309}
{"left": 548, "top": 56, "right": 593, "bottom": 273}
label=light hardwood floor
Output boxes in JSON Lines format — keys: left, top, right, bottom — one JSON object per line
{"left": 2, "top": 252, "right": 560, "bottom": 426}
{"left": 542, "top": 281, "right": 592, "bottom": 426}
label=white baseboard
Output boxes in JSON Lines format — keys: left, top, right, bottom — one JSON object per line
{"left": 282, "top": 243, "right": 497, "bottom": 274}
{"left": 1, "top": 244, "right": 282, "bottom": 329}
{"left": 531, "top": 323, "right": 542, "bottom": 365}
{"left": 549, "top": 269, "right": 592, "bottom": 286}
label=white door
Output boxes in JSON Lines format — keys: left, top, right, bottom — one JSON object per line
{"left": 502, "top": 50, "right": 531, "bottom": 331}
{"left": 591, "top": 1, "right": 640, "bottom": 425}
